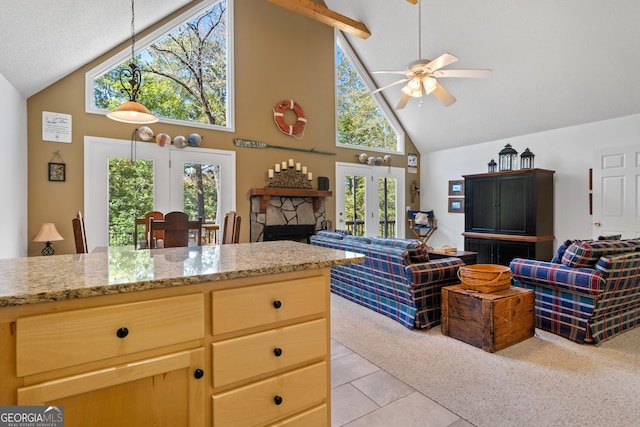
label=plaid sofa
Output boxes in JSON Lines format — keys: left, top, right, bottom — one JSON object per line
{"left": 310, "top": 231, "right": 463, "bottom": 329}
{"left": 510, "top": 239, "right": 640, "bottom": 344}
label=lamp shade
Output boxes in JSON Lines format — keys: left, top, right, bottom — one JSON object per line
{"left": 106, "top": 101, "right": 159, "bottom": 124}
{"left": 33, "top": 223, "right": 64, "bottom": 242}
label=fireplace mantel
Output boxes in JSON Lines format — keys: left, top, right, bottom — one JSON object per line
{"left": 250, "top": 187, "right": 332, "bottom": 213}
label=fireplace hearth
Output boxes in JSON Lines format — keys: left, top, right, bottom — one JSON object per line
{"left": 263, "top": 224, "right": 316, "bottom": 243}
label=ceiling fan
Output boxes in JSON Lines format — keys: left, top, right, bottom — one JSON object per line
{"left": 370, "top": 2, "right": 491, "bottom": 109}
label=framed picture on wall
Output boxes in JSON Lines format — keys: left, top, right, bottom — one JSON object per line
{"left": 448, "top": 198, "right": 465, "bottom": 213}
{"left": 48, "top": 162, "right": 66, "bottom": 182}
{"left": 448, "top": 180, "right": 464, "bottom": 196}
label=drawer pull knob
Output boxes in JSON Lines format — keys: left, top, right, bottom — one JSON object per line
{"left": 273, "top": 300, "right": 282, "bottom": 309}
{"left": 274, "top": 347, "right": 283, "bottom": 357}
{"left": 194, "top": 369, "right": 204, "bottom": 379}
{"left": 274, "top": 395, "right": 283, "bottom": 405}
{"left": 116, "top": 327, "right": 129, "bottom": 338}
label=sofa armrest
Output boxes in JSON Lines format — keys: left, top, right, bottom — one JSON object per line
{"left": 510, "top": 258, "right": 605, "bottom": 296}
{"left": 405, "top": 257, "right": 463, "bottom": 287}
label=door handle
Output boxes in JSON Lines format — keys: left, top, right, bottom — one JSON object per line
{"left": 594, "top": 222, "right": 601, "bottom": 227}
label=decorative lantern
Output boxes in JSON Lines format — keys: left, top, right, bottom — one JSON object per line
{"left": 488, "top": 159, "right": 497, "bottom": 173}
{"left": 498, "top": 143, "right": 518, "bottom": 171}
{"left": 520, "top": 148, "right": 535, "bottom": 169}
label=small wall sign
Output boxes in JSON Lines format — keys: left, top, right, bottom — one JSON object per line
{"left": 43, "top": 111, "right": 72, "bottom": 143}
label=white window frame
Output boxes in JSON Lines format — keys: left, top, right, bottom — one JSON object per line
{"left": 84, "top": 136, "right": 236, "bottom": 251}
{"left": 84, "top": 0, "right": 235, "bottom": 133}
{"left": 335, "top": 31, "right": 405, "bottom": 155}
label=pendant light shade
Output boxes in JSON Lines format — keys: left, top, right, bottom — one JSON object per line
{"left": 107, "top": 100, "right": 159, "bottom": 124}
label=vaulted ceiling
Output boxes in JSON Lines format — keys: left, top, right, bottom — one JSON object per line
{"left": 2, "top": 0, "right": 639, "bottom": 153}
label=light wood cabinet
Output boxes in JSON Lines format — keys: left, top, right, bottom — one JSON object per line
{"left": 1, "top": 269, "right": 332, "bottom": 426}
{"left": 210, "top": 274, "right": 331, "bottom": 426}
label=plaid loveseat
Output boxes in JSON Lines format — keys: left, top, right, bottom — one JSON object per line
{"left": 310, "top": 231, "right": 463, "bottom": 329}
{"left": 510, "top": 239, "right": 640, "bottom": 344}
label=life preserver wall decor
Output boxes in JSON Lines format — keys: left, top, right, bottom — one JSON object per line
{"left": 273, "top": 100, "right": 307, "bottom": 138}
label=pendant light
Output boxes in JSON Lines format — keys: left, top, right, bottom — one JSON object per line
{"left": 107, "top": 0, "right": 158, "bottom": 124}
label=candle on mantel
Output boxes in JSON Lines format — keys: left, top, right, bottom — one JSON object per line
{"left": 308, "top": 172, "right": 313, "bottom": 181}
{"left": 288, "top": 159, "right": 294, "bottom": 168}
{"left": 296, "top": 163, "right": 301, "bottom": 171}
{"left": 282, "top": 161, "right": 287, "bottom": 170}
{"left": 302, "top": 166, "right": 307, "bottom": 174}
{"left": 268, "top": 169, "right": 274, "bottom": 179}
{"left": 275, "top": 164, "right": 280, "bottom": 173}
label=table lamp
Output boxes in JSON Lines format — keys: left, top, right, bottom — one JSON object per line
{"left": 33, "top": 223, "right": 64, "bottom": 256}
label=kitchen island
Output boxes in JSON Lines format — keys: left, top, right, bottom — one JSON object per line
{"left": 0, "top": 241, "right": 363, "bottom": 427}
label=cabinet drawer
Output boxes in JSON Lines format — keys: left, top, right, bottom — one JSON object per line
{"left": 212, "top": 276, "right": 326, "bottom": 335}
{"left": 212, "top": 361, "right": 327, "bottom": 427}
{"left": 16, "top": 294, "right": 204, "bottom": 376}
{"left": 212, "top": 319, "right": 327, "bottom": 387}
{"left": 267, "top": 404, "right": 327, "bottom": 427}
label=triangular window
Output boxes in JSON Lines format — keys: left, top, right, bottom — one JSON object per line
{"left": 86, "top": 0, "right": 233, "bottom": 131}
{"left": 335, "top": 32, "right": 404, "bottom": 153}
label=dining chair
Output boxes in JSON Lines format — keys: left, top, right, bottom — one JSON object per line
{"left": 150, "top": 211, "right": 203, "bottom": 248}
{"left": 134, "top": 211, "right": 164, "bottom": 249}
{"left": 72, "top": 211, "right": 88, "bottom": 254}
{"left": 221, "top": 211, "right": 241, "bottom": 244}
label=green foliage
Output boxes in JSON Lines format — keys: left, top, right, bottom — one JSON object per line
{"left": 93, "top": 1, "right": 228, "bottom": 126}
{"left": 108, "top": 158, "right": 154, "bottom": 246}
{"left": 336, "top": 43, "right": 397, "bottom": 151}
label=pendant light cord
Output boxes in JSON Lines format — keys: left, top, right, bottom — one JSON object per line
{"left": 417, "top": 1, "right": 422, "bottom": 59}
{"left": 130, "top": 0, "right": 136, "bottom": 62}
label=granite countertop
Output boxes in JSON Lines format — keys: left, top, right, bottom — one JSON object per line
{"left": 0, "top": 241, "right": 364, "bottom": 307}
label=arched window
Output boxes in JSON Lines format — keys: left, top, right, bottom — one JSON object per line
{"left": 85, "top": 0, "right": 234, "bottom": 132}
{"left": 335, "top": 32, "right": 404, "bottom": 154}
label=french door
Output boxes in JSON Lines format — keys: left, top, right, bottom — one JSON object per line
{"left": 84, "top": 136, "right": 236, "bottom": 250}
{"left": 335, "top": 162, "right": 405, "bottom": 238}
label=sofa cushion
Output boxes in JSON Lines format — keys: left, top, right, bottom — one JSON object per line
{"left": 551, "top": 239, "right": 579, "bottom": 263}
{"left": 343, "top": 235, "right": 372, "bottom": 245}
{"left": 561, "top": 240, "right": 640, "bottom": 268}
{"left": 315, "top": 230, "right": 344, "bottom": 240}
{"left": 370, "top": 237, "right": 420, "bottom": 249}
{"left": 404, "top": 245, "right": 430, "bottom": 264}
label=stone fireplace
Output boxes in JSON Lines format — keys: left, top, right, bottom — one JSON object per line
{"left": 250, "top": 188, "right": 332, "bottom": 242}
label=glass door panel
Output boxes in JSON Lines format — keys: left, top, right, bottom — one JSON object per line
{"left": 378, "top": 177, "right": 397, "bottom": 238}
{"left": 108, "top": 158, "right": 154, "bottom": 246}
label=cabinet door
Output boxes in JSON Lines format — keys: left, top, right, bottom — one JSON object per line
{"left": 17, "top": 348, "right": 205, "bottom": 427}
{"left": 465, "top": 176, "right": 496, "bottom": 232}
{"left": 496, "top": 241, "right": 535, "bottom": 266}
{"left": 464, "top": 238, "right": 494, "bottom": 264}
{"left": 496, "top": 174, "right": 532, "bottom": 235}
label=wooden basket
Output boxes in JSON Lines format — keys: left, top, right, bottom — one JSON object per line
{"left": 457, "top": 264, "right": 512, "bottom": 293}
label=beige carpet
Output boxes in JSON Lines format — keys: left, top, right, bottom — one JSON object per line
{"left": 330, "top": 294, "right": 640, "bottom": 427}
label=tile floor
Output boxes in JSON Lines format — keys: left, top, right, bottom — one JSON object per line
{"left": 331, "top": 338, "right": 474, "bottom": 427}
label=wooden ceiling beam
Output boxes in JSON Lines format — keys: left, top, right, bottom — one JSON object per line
{"left": 266, "top": 0, "right": 371, "bottom": 39}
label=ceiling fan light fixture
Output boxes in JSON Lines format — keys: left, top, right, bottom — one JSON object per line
{"left": 401, "top": 84, "right": 422, "bottom": 98}
{"left": 423, "top": 77, "right": 437, "bottom": 95}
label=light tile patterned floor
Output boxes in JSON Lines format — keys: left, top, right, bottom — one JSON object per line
{"left": 331, "top": 338, "right": 475, "bottom": 427}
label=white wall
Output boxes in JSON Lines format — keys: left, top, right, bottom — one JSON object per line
{"left": 422, "top": 113, "right": 640, "bottom": 250}
{"left": 0, "top": 73, "right": 28, "bottom": 258}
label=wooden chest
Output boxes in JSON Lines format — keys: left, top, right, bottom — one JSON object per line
{"left": 441, "top": 285, "right": 534, "bottom": 352}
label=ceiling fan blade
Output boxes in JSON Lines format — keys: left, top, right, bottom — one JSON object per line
{"left": 366, "top": 78, "right": 409, "bottom": 96}
{"left": 372, "top": 70, "right": 408, "bottom": 75}
{"left": 426, "top": 53, "right": 459, "bottom": 72}
{"left": 434, "top": 69, "right": 492, "bottom": 78}
{"left": 396, "top": 93, "right": 411, "bottom": 110}
{"left": 432, "top": 83, "right": 456, "bottom": 107}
